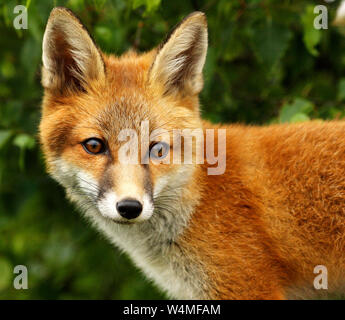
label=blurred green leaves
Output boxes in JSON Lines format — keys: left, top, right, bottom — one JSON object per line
{"left": 338, "top": 78, "right": 345, "bottom": 101}
{"left": 13, "top": 134, "right": 35, "bottom": 150}
{"left": 302, "top": 5, "right": 322, "bottom": 56}
{"left": 279, "top": 98, "right": 314, "bottom": 123}
{"left": 0, "top": 259, "right": 12, "bottom": 291}
{"left": 132, "top": 0, "right": 161, "bottom": 14}
{"left": 0, "top": 130, "right": 12, "bottom": 150}
{"left": 0, "top": 0, "right": 344, "bottom": 300}
{"left": 251, "top": 21, "right": 292, "bottom": 70}
{"left": 13, "top": 133, "right": 35, "bottom": 170}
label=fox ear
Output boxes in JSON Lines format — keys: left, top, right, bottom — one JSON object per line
{"left": 149, "top": 12, "right": 208, "bottom": 97}
{"left": 42, "top": 7, "right": 105, "bottom": 94}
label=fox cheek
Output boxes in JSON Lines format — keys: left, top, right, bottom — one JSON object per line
{"left": 49, "top": 158, "right": 101, "bottom": 203}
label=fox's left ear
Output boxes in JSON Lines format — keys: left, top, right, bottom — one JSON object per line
{"left": 149, "top": 12, "right": 208, "bottom": 97}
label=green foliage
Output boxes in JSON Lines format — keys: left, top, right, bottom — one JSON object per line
{"left": 0, "top": 0, "right": 344, "bottom": 299}
{"left": 279, "top": 98, "right": 314, "bottom": 123}
{"left": 302, "top": 5, "right": 322, "bottom": 56}
{"left": 251, "top": 21, "right": 292, "bottom": 70}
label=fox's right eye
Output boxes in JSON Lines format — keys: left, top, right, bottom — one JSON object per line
{"left": 82, "top": 138, "right": 106, "bottom": 155}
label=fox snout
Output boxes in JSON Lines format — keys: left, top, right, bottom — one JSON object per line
{"left": 52, "top": 157, "right": 155, "bottom": 224}
{"left": 98, "top": 190, "right": 154, "bottom": 224}
{"left": 96, "top": 163, "right": 154, "bottom": 224}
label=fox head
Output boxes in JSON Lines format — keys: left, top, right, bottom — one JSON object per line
{"left": 39, "top": 7, "right": 208, "bottom": 225}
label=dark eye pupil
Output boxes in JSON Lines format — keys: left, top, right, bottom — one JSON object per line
{"left": 89, "top": 141, "right": 98, "bottom": 150}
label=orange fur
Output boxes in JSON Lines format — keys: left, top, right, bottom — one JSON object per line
{"left": 178, "top": 122, "right": 345, "bottom": 299}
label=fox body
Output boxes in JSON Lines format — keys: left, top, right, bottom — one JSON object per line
{"left": 39, "top": 8, "right": 345, "bottom": 299}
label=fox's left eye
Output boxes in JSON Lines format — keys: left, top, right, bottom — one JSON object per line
{"left": 82, "top": 138, "right": 106, "bottom": 155}
{"left": 150, "top": 142, "right": 169, "bottom": 160}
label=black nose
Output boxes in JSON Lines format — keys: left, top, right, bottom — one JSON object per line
{"left": 116, "top": 199, "right": 143, "bottom": 220}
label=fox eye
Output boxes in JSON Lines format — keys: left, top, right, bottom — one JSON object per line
{"left": 82, "top": 138, "right": 106, "bottom": 155}
{"left": 149, "top": 142, "right": 169, "bottom": 160}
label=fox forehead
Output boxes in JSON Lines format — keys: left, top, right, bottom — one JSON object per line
{"left": 103, "top": 50, "right": 154, "bottom": 88}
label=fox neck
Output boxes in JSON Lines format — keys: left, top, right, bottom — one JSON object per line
{"left": 75, "top": 164, "right": 209, "bottom": 299}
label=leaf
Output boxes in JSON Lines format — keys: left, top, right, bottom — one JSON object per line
{"left": 20, "top": 38, "right": 41, "bottom": 83}
{"left": 251, "top": 21, "right": 292, "bottom": 70}
{"left": 95, "top": 26, "right": 113, "bottom": 44}
{"left": 13, "top": 133, "right": 35, "bottom": 150}
{"left": 301, "top": 5, "right": 321, "bottom": 56}
{"left": 132, "top": 0, "right": 161, "bottom": 13}
{"left": 0, "top": 259, "right": 12, "bottom": 291}
{"left": 0, "top": 57, "right": 15, "bottom": 78}
{"left": 132, "top": 0, "right": 145, "bottom": 9}
{"left": 337, "top": 78, "right": 345, "bottom": 101}
{"left": 279, "top": 98, "right": 314, "bottom": 123}
{"left": 13, "top": 134, "right": 36, "bottom": 171}
{"left": 0, "top": 130, "right": 12, "bottom": 149}
{"left": 290, "top": 113, "right": 310, "bottom": 123}
{"left": 93, "top": 0, "right": 107, "bottom": 11}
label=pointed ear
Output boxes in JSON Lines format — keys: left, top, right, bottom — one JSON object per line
{"left": 149, "top": 12, "right": 208, "bottom": 97}
{"left": 42, "top": 7, "right": 105, "bottom": 94}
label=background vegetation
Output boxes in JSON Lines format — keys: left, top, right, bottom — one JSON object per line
{"left": 0, "top": 0, "right": 344, "bottom": 299}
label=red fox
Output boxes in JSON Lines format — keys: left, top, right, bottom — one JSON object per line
{"left": 39, "top": 7, "right": 345, "bottom": 299}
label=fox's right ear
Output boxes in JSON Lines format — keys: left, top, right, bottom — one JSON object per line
{"left": 149, "top": 12, "right": 208, "bottom": 97}
{"left": 41, "top": 7, "right": 105, "bottom": 94}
